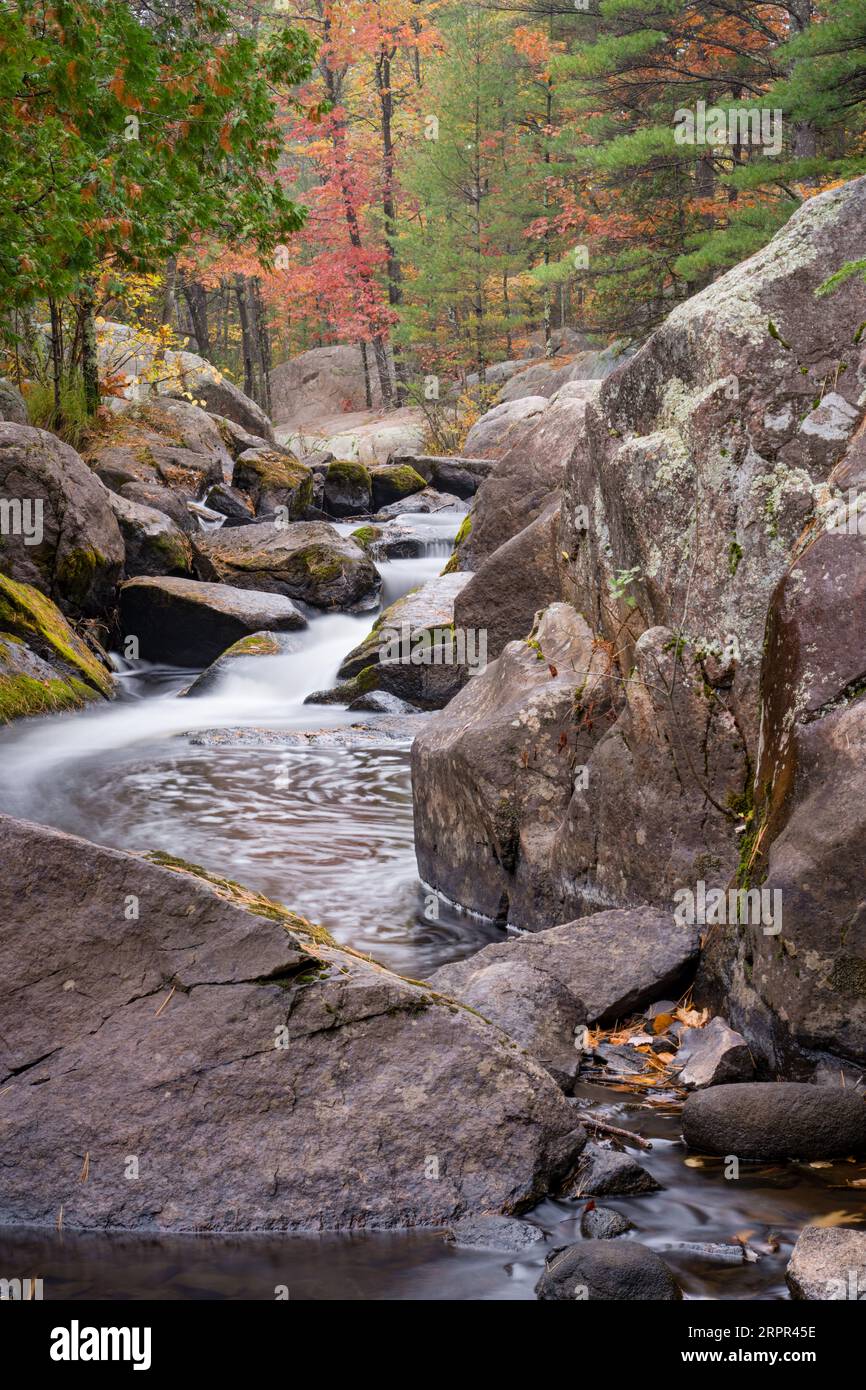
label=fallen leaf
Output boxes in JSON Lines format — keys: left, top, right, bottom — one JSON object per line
{"left": 652, "top": 1013, "right": 674, "bottom": 1034}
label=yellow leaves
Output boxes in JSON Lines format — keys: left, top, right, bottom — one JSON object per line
{"left": 812, "top": 1210, "right": 866, "bottom": 1228}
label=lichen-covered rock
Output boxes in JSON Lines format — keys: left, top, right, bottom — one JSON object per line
{"left": 0, "top": 423, "right": 124, "bottom": 617}
{"left": 107, "top": 492, "right": 193, "bottom": 579}
{"left": 0, "top": 816, "right": 586, "bottom": 1232}
{"left": 0, "top": 574, "right": 114, "bottom": 721}
{"left": 232, "top": 449, "right": 313, "bottom": 518}
{"left": 193, "top": 521, "right": 381, "bottom": 611}
{"left": 120, "top": 575, "right": 307, "bottom": 666}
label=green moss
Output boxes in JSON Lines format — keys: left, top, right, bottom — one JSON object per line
{"left": 728, "top": 541, "right": 743, "bottom": 576}
{"left": 0, "top": 573, "right": 113, "bottom": 698}
{"left": 327, "top": 459, "right": 371, "bottom": 487}
{"left": 0, "top": 670, "right": 90, "bottom": 723}
{"left": 379, "top": 464, "right": 426, "bottom": 497}
{"left": 145, "top": 851, "right": 337, "bottom": 947}
{"left": 54, "top": 545, "right": 107, "bottom": 608}
{"left": 350, "top": 525, "right": 379, "bottom": 551}
{"left": 228, "top": 633, "right": 281, "bottom": 657}
{"left": 441, "top": 513, "right": 472, "bottom": 575}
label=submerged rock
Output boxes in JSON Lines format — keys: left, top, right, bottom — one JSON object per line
{"left": 787, "top": 1226, "right": 866, "bottom": 1300}
{"left": 536, "top": 1241, "right": 680, "bottom": 1301}
{"left": 337, "top": 572, "right": 472, "bottom": 680}
{"left": 445, "top": 1215, "right": 545, "bottom": 1254}
{"left": 682, "top": 1083, "right": 866, "bottom": 1160}
{"left": 0, "top": 816, "right": 586, "bottom": 1232}
{"left": 120, "top": 575, "right": 306, "bottom": 666}
{"left": 193, "top": 520, "right": 381, "bottom": 611}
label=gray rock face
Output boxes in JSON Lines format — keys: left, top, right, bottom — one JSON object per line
{"left": 107, "top": 491, "right": 193, "bottom": 579}
{"left": 676, "top": 1017, "right": 754, "bottom": 1090}
{"left": 566, "top": 1142, "right": 660, "bottom": 1197}
{"left": 0, "top": 423, "right": 124, "bottom": 617}
{"left": 682, "top": 1083, "right": 866, "bottom": 1160}
{"left": 0, "top": 816, "right": 586, "bottom": 1233}
{"left": 412, "top": 603, "right": 616, "bottom": 925}
{"left": 454, "top": 499, "right": 563, "bottom": 659}
{"left": 536, "top": 1241, "right": 681, "bottom": 1301}
{"left": 787, "top": 1226, "right": 866, "bottom": 1300}
{"left": 193, "top": 520, "right": 381, "bottom": 611}
{"left": 463, "top": 395, "right": 550, "bottom": 459}
{"left": 460, "top": 387, "right": 600, "bottom": 570}
{"left": 0, "top": 378, "right": 28, "bottom": 424}
{"left": 701, "top": 466, "right": 866, "bottom": 1072}
{"left": 270, "top": 344, "right": 388, "bottom": 427}
{"left": 120, "top": 576, "right": 307, "bottom": 666}
{"left": 429, "top": 908, "right": 700, "bottom": 1073}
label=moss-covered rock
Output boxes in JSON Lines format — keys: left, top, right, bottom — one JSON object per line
{"left": 0, "top": 573, "right": 114, "bottom": 721}
{"left": 323, "top": 459, "right": 372, "bottom": 518}
{"left": 232, "top": 449, "right": 313, "bottom": 519}
{"left": 350, "top": 524, "right": 380, "bottom": 552}
{"left": 370, "top": 463, "right": 427, "bottom": 510}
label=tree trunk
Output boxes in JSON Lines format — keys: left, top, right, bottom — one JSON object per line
{"left": 360, "top": 340, "right": 372, "bottom": 409}
{"left": 182, "top": 278, "right": 211, "bottom": 360}
{"left": 80, "top": 280, "right": 100, "bottom": 416}
{"left": 161, "top": 256, "right": 178, "bottom": 329}
{"left": 49, "top": 297, "right": 63, "bottom": 421}
{"left": 376, "top": 46, "right": 408, "bottom": 404}
{"left": 234, "top": 276, "right": 255, "bottom": 400}
{"left": 251, "top": 277, "right": 272, "bottom": 415}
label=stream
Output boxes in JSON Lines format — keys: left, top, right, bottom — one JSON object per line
{"left": 0, "top": 507, "right": 864, "bottom": 1300}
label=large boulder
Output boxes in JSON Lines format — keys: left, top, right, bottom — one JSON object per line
{"left": 682, "top": 1082, "right": 866, "bottom": 1160}
{"left": 0, "top": 423, "right": 124, "bottom": 617}
{"left": 107, "top": 492, "right": 193, "bottom": 579}
{"left": 459, "top": 384, "right": 601, "bottom": 570}
{"left": 89, "top": 398, "right": 232, "bottom": 504}
{"left": 787, "top": 1227, "right": 866, "bottom": 1300}
{"left": 701, "top": 484, "right": 866, "bottom": 1073}
{"left": 0, "top": 378, "right": 28, "bottom": 424}
{"left": 429, "top": 906, "right": 700, "bottom": 1082}
{"left": 387, "top": 455, "right": 494, "bottom": 500}
{"left": 497, "top": 342, "right": 630, "bottom": 405}
{"left": 97, "top": 321, "right": 274, "bottom": 440}
{"left": 462, "top": 395, "right": 550, "bottom": 459}
{"left": 337, "top": 572, "right": 472, "bottom": 679}
{"left": 119, "top": 575, "right": 307, "bottom": 666}
{"left": 322, "top": 459, "right": 372, "bottom": 517}
{"left": 0, "top": 574, "right": 114, "bottom": 721}
{"left": 270, "top": 344, "right": 387, "bottom": 426}
{"left": 412, "top": 603, "right": 616, "bottom": 926}
{"left": 232, "top": 449, "right": 313, "bottom": 519}
{"left": 0, "top": 816, "right": 586, "bottom": 1232}
{"left": 454, "top": 498, "right": 563, "bottom": 659}
{"left": 535, "top": 1242, "right": 681, "bottom": 1301}
{"left": 193, "top": 521, "right": 381, "bottom": 611}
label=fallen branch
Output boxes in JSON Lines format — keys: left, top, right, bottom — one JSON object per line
{"left": 572, "top": 1112, "right": 653, "bottom": 1150}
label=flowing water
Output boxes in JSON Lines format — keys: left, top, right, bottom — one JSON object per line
{"left": 0, "top": 506, "right": 864, "bottom": 1299}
